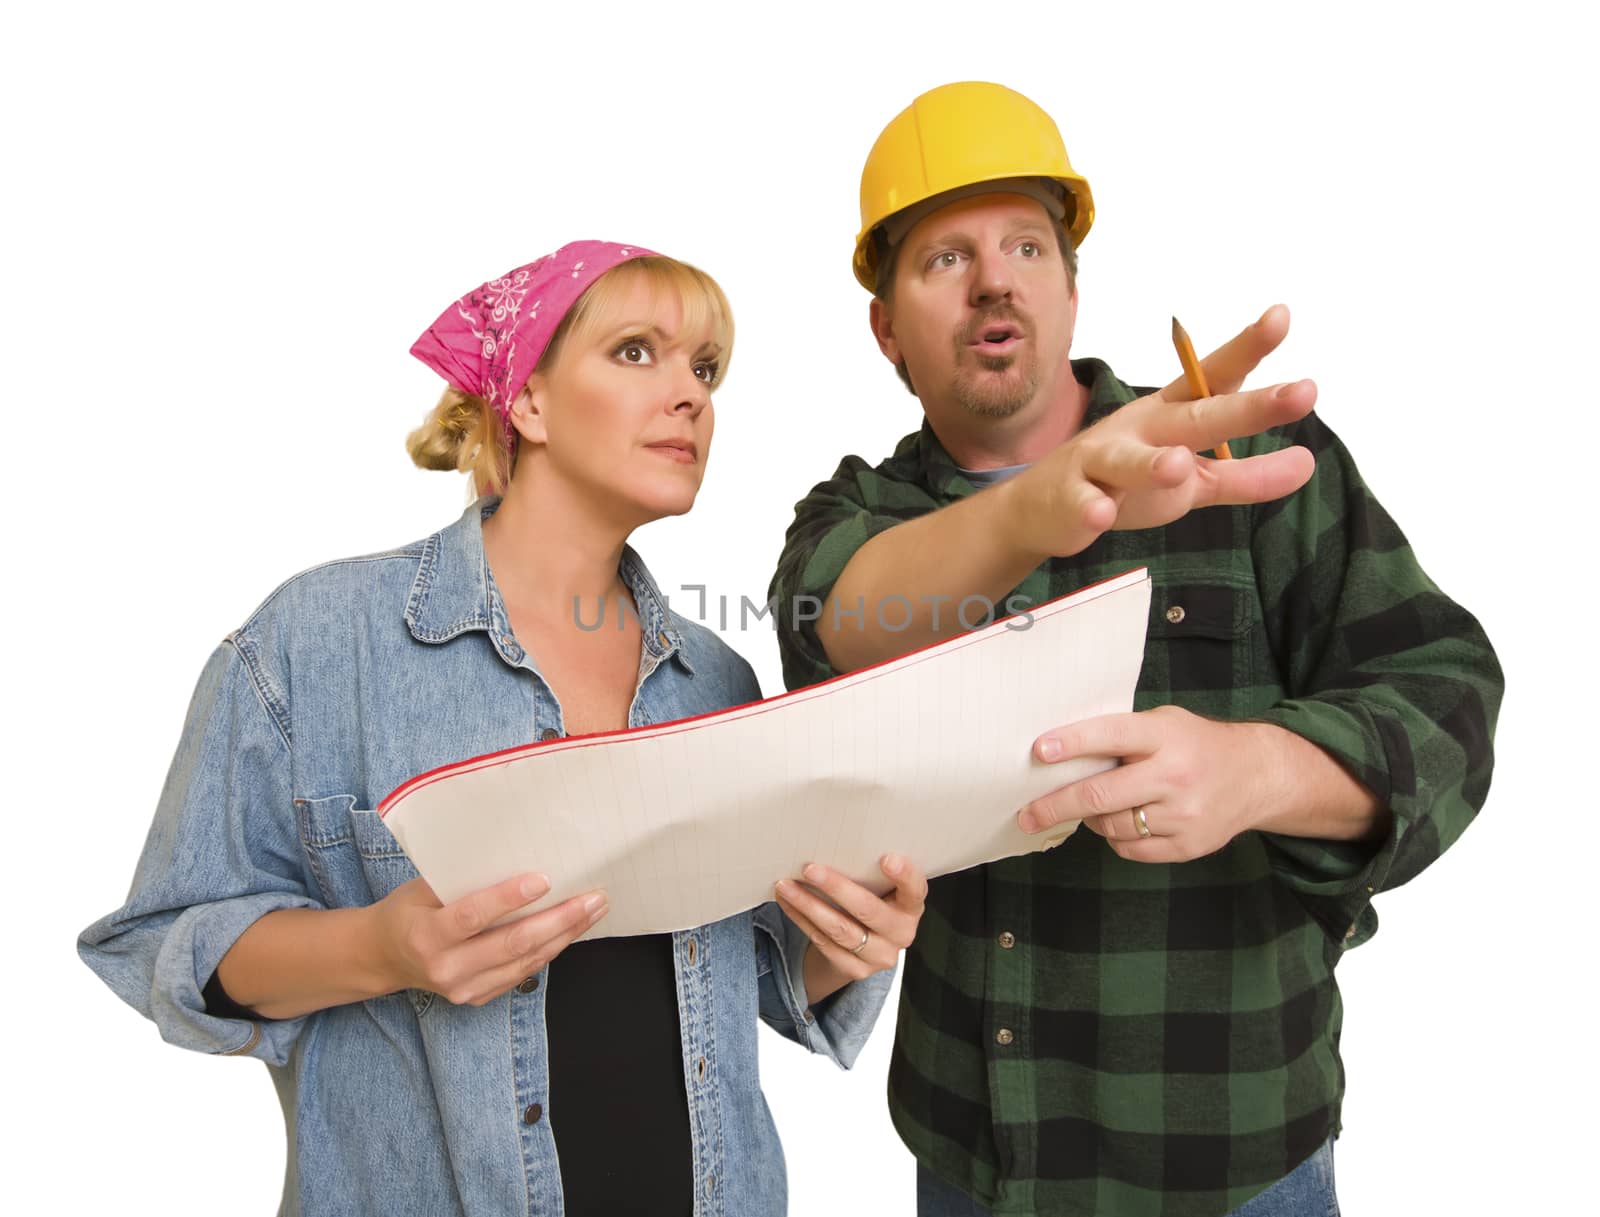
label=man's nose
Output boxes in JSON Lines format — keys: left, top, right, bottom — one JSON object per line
{"left": 970, "top": 247, "right": 1016, "bottom": 305}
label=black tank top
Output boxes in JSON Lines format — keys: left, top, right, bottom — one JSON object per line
{"left": 544, "top": 933, "right": 693, "bottom": 1215}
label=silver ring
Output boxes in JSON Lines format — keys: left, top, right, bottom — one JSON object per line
{"left": 1134, "top": 806, "right": 1152, "bottom": 838}
{"left": 849, "top": 928, "right": 869, "bottom": 956}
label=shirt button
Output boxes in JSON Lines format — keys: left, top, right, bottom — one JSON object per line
{"left": 522, "top": 1103, "right": 543, "bottom": 1125}
{"left": 995, "top": 1028, "right": 1015, "bottom": 1046}
{"left": 997, "top": 931, "right": 1016, "bottom": 949}
{"left": 540, "top": 728, "right": 560, "bottom": 742}
{"left": 1344, "top": 924, "right": 1358, "bottom": 941}
{"left": 1165, "top": 605, "right": 1186, "bottom": 624}
{"left": 516, "top": 976, "right": 538, "bottom": 994}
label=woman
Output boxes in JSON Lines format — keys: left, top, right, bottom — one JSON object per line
{"left": 78, "top": 241, "right": 927, "bottom": 1216}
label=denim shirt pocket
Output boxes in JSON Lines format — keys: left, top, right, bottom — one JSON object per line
{"left": 296, "top": 793, "right": 433, "bottom": 1016}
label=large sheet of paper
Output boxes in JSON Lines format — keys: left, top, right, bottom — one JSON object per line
{"left": 377, "top": 568, "right": 1151, "bottom": 937}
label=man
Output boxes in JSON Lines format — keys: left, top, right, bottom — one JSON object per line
{"left": 769, "top": 81, "right": 1501, "bottom": 1216}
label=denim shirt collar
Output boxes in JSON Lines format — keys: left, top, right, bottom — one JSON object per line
{"left": 403, "top": 497, "right": 695, "bottom": 676}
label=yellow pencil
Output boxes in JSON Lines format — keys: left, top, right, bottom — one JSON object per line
{"left": 1170, "top": 317, "right": 1232, "bottom": 460}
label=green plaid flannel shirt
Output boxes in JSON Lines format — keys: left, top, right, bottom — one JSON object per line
{"left": 769, "top": 358, "right": 1501, "bottom": 1216}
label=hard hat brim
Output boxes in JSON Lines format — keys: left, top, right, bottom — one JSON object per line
{"left": 853, "top": 172, "right": 1094, "bottom": 292}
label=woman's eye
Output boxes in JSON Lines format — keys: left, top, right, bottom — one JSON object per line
{"left": 617, "top": 340, "right": 654, "bottom": 365}
{"left": 693, "top": 363, "right": 718, "bottom": 384}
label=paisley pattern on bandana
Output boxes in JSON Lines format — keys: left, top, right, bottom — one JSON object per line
{"left": 409, "top": 241, "right": 657, "bottom": 439}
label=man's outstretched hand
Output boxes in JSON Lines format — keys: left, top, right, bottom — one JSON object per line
{"left": 1005, "top": 305, "right": 1316, "bottom": 559}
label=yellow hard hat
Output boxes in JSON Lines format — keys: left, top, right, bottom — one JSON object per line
{"left": 853, "top": 81, "right": 1095, "bottom": 291}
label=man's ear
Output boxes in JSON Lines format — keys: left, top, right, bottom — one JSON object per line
{"left": 868, "top": 296, "right": 902, "bottom": 366}
{"left": 507, "top": 377, "right": 549, "bottom": 447}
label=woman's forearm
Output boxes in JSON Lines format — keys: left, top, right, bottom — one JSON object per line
{"left": 801, "top": 944, "right": 854, "bottom": 1007}
{"left": 215, "top": 906, "right": 394, "bottom": 1021}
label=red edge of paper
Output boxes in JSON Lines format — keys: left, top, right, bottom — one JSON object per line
{"left": 377, "top": 566, "right": 1149, "bottom": 818}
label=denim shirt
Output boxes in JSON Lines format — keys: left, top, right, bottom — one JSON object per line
{"left": 79, "top": 498, "right": 892, "bottom": 1217}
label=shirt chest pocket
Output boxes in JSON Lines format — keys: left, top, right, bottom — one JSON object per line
{"left": 1138, "top": 580, "right": 1258, "bottom": 710}
{"left": 296, "top": 793, "right": 421, "bottom": 909}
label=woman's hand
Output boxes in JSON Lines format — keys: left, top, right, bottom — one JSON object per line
{"left": 371, "top": 872, "right": 607, "bottom": 1006}
{"left": 774, "top": 854, "right": 927, "bottom": 1006}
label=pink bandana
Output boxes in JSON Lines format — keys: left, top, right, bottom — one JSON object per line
{"left": 409, "top": 240, "right": 658, "bottom": 435}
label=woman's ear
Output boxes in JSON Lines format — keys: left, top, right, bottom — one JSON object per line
{"left": 506, "top": 377, "right": 549, "bottom": 447}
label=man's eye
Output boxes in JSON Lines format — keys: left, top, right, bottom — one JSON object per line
{"left": 931, "top": 251, "right": 963, "bottom": 270}
{"left": 1018, "top": 241, "right": 1040, "bottom": 257}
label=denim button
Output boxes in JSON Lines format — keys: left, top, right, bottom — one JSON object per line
{"left": 522, "top": 1103, "right": 542, "bottom": 1125}
{"left": 540, "top": 728, "right": 559, "bottom": 742}
{"left": 687, "top": 939, "right": 697, "bottom": 964}
{"left": 517, "top": 976, "right": 538, "bottom": 994}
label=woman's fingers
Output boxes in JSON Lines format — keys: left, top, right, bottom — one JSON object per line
{"left": 439, "top": 872, "right": 550, "bottom": 945}
{"left": 775, "top": 877, "right": 874, "bottom": 949}
{"left": 489, "top": 891, "right": 605, "bottom": 975}
{"left": 773, "top": 887, "right": 881, "bottom": 979}
{"left": 457, "top": 893, "right": 609, "bottom": 1006}
{"left": 787, "top": 859, "right": 922, "bottom": 947}
{"left": 425, "top": 888, "right": 606, "bottom": 1004}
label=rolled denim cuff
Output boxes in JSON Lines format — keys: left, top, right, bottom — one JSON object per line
{"left": 754, "top": 902, "right": 893, "bottom": 1069}
{"left": 151, "top": 892, "right": 324, "bottom": 1064}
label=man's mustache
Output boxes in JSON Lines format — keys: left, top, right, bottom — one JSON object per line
{"left": 959, "top": 306, "right": 1032, "bottom": 346}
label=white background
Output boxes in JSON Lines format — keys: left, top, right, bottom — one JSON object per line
{"left": 5, "top": 1, "right": 1592, "bottom": 1212}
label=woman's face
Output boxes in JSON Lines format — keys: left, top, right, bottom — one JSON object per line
{"left": 515, "top": 275, "right": 721, "bottom": 528}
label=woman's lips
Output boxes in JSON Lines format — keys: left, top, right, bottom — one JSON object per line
{"left": 646, "top": 441, "right": 697, "bottom": 464}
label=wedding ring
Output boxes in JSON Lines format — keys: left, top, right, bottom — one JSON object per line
{"left": 1134, "top": 806, "right": 1152, "bottom": 838}
{"left": 850, "top": 928, "right": 870, "bottom": 955}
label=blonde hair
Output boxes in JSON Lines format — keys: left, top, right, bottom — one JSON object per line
{"left": 406, "top": 255, "right": 734, "bottom": 497}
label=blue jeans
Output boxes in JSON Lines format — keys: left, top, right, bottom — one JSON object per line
{"left": 916, "top": 1138, "right": 1340, "bottom": 1216}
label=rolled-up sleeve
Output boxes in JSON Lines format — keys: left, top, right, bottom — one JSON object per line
{"left": 1240, "top": 414, "right": 1504, "bottom": 947}
{"left": 752, "top": 901, "right": 893, "bottom": 1069}
{"left": 78, "top": 639, "right": 321, "bottom": 1065}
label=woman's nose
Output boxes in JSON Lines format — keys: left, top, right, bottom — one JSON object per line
{"left": 671, "top": 365, "right": 710, "bottom": 416}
